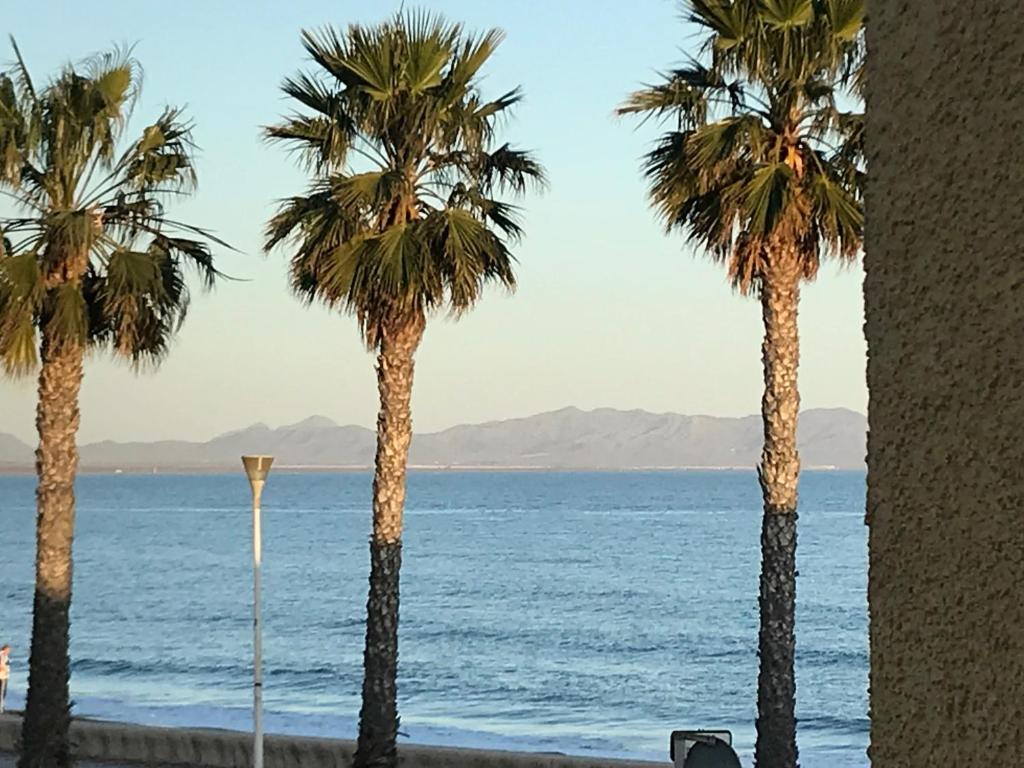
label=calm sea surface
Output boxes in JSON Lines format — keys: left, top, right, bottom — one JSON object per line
{"left": 0, "top": 471, "right": 867, "bottom": 766}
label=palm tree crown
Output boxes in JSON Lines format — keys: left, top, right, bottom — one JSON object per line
{"left": 264, "top": 10, "right": 545, "bottom": 346}
{"left": 618, "top": 0, "right": 864, "bottom": 292}
{"left": 0, "top": 40, "right": 224, "bottom": 377}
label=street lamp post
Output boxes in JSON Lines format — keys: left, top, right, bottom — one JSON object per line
{"left": 242, "top": 455, "right": 273, "bottom": 768}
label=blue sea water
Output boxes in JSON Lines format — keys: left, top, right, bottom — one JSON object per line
{"left": 0, "top": 470, "right": 868, "bottom": 766}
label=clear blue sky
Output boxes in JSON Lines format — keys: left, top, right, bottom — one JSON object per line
{"left": 0, "top": 0, "right": 866, "bottom": 444}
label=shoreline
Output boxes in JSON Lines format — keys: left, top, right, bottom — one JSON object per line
{"left": 0, "top": 465, "right": 851, "bottom": 476}
{"left": 0, "top": 713, "right": 667, "bottom": 768}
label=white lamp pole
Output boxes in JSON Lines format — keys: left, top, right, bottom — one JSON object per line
{"left": 242, "top": 455, "right": 273, "bottom": 768}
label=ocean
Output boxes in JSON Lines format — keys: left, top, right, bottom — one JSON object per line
{"left": 0, "top": 470, "right": 868, "bottom": 766}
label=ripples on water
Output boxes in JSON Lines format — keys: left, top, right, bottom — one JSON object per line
{"left": 0, "top": 470, "right": 868, "bottom": 766}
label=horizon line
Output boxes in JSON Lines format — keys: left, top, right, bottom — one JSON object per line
{"left": 1, "top": 404, "right": 866, "bottom": 448}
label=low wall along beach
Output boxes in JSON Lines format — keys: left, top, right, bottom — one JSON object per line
{"left": 0, "top": 714, "right": 667, "bottom": 768}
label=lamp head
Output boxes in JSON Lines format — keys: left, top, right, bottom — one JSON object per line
{"left": 242, "top": 455, "right": 274, "bottom": 487}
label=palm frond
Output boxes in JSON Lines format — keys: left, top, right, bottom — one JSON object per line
{"left": 0, "top": 74, "right": 28, "bottom": 184}
{"left": 44, "top": 282, "right": 89, "bottom": 345}
{"left": 474, "top": 144, "right": 546, "bottom": 195}
{"left": 7, "top": 37, "right": 38, "bottom": 107}
{"left": 807, "top": 154, "right": 862, "bottom": 259}
{"left": 268, "top": 11, "right": 543, "bottom": 347}
{"left": 422, "top": 207, "right": 515, "bottom": 313}
{"left": 744, "top": 162, "right": 795, "bottom": 236}
{"left": 759, "top": 0, "right": 814, "bottom": 31}
{"left": 688, "top": 115, "right": 766, "bottom": 168}
{"left": 397, "top": 9, "right": 457, "bottom": 95}
{"left": 444, "top": 26, "right": 505, "bottom": 96}
{"left": 622, "top": 0, "right": 863, "bottom": 289}
{"left": 0, "top": 43, "right": 226, "bottom": 376}
{"left": 825, "top": 0, "right": 865, "bottom": 42}
{"left": 462, "top": 190, "right": 524, "bottom": 241}
{"left": 266, "top": 70, "right": 363, "bottom": 172}
{"left": 618, "top": 61, "right": 750, "bottom": 131}
{"left": 0, "top": 308, "right": 38, "bottom": 375}
{"left": 118, "top": 107, "right": 197, "bottom": 192}
{"left": 89, "top": 242, "right": 194, "bottom": 366}
{"left": 332, "top": 170, "right": 405, "bottom": 212}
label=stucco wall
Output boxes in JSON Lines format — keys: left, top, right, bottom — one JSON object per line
{"left": 863, "top": 1, "right": 1024, "bottom": 766}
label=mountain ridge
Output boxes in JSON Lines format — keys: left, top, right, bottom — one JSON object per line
{"left": 0, "top": 406, "right": 866, "bottom": 471}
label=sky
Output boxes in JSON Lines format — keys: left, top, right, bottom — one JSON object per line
{"left": 0, "top": 0, "right": 867, "bottom": 445}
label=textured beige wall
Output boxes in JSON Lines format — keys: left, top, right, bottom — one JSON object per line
{"left": 863, "top": 1, "right": 1024, "bottom": 766}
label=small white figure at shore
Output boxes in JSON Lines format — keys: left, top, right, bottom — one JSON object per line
{"left": 0, "top": 644, "right": 10, "bottom": 713}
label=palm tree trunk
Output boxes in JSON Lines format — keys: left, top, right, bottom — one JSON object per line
{"left": 353, "top": 313, "right": 424, "bottom": 768}
{"left": 19, "top": 331, "right": 84, "bottom": 768}
{"left": 753, "top": 256, "right": 802, "bottom": 768}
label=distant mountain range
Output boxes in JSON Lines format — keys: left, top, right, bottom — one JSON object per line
{"left": 0, "top": 407, "right": 866, "bottom": 471}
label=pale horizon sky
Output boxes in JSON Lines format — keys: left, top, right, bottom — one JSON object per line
{"left": 0, "top": 0, "right": 867, "bottom": 445}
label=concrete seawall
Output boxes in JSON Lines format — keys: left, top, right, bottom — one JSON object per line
{"left": 0, "top": 714, "right": 667, "bottom": 768}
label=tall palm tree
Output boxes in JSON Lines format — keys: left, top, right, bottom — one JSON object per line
{"left": 264, "top": 12, "right": 544, "bottom": 768}
{"left": 619, "top": 2, "right": 863, "bottom": 766}
{"left": 0, "top": 41, "right": 224, "bottom": 768}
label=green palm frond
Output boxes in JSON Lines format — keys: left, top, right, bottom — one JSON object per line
{"left": 0, "top": 39, "right": 226, "bottom": 378}
{"left": 472, "top": 144, "right": 546, "bottom": 195}
{"left": 267, "top": 71, "right": 360, "bottom": 172}
{"left": 833, "top": 110, "right": 864, "bottom": 164}
{"left": 88, "top": 240, "right": 195, "bottom": 367}
{"left": 266, "top": 10, "right": 544, "bottom": 348}
{"left": 368, "top": 223, "right": 434, "bottom": 307}
{"left": 621, "top": 0, "right": 863, "bottom": 293}
{"left": 7, "top": 37, "right": 38, "bottom": 105}
{"left": 113, "top": 107, "right": 197, "bottom": 192}
{"left": 689, "top": 0, "right": 861, "bottom": 87}
{"left": 281, "top": 70, "right": 341, "bottom": 116}
{"left": 759, "top": 0, "right": 814, "bottom": 30}
{"left": 688, "top": 115, "right": 765, "bottom": 168}
{"left": 148, "top": 234, "right": 219, "bottom": 290}
{"left": 395, "top": 11, "right": 455, "bottom": 95}
{"left": 44, "top": 282, "right": 88, "bottom": 345}
{"left": 744, "top": 162, "right": 795, "bottom": 234}
{"left": 807, "top": 151, "right": 862, "bottom": 259}
{"left": 617, "top": 62, "right": 746, "bottom": 127}
{"left": 267, "top": 183, "right": 367, "bottom": 307}
{"left": 688, "top": 0, "right": 749, "bottom": 51}
{"left": 464, "top": 190, "right": 524, "bottom": 241}
{"left": 825, "top": 0, "right": 865, "bottom": 42}
{"left": 0, "top": 74, "right": 30, "bottom": 183}
{"left": 0, "top": 314, "right": 37, "bottom": 373}
{"left": 0, "top": 250, "right": 45, "bottom": 374}
{"left": 341, "top": 24, "right": 402, "bottom": 101}
{"left": 443, "top": 27, "right": 505, "bottom": 97}
{"left": 333, "top": 170, "right": 405, "bottom": 213}
{"left": 422, "top": 206, "right": 515, "bottom": 313}
{"left": 0, "top": 249, "right": 43, "bottom": 297}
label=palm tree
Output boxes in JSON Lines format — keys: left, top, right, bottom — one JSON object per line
{"left": 264, "top": 12, "right": 544, "bottom": 768}
{"left": 0, "top": 41, "right": 225, "bottom": 768}
{"left": 618, "top": 2, "right": 863, "bottom": 766}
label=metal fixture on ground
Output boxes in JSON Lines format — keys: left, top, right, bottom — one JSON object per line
{"left": 670, "top": 730, "right": 740, "bottom": 768}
